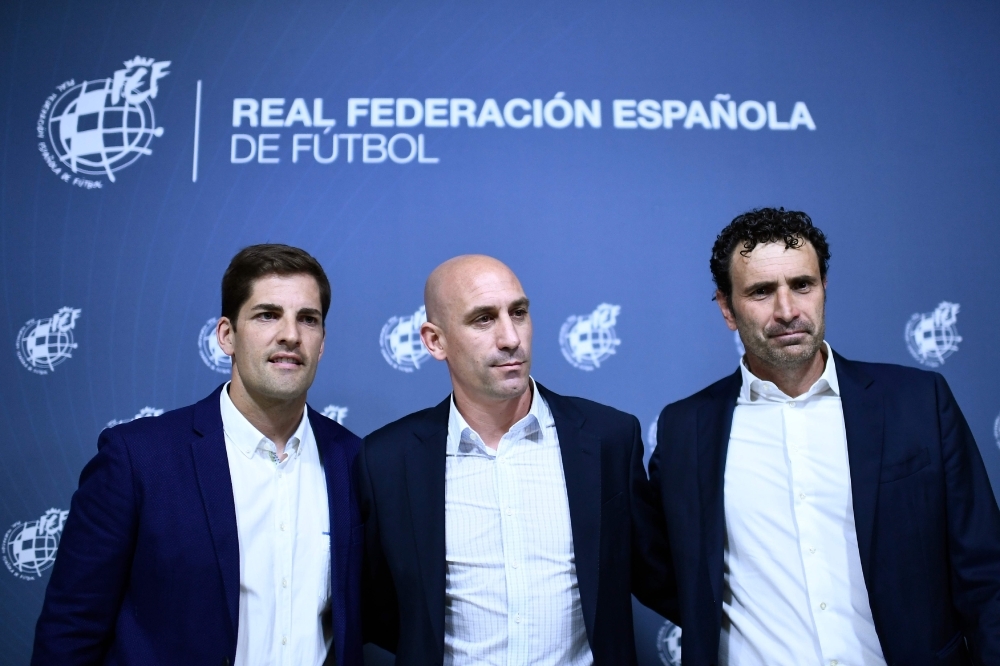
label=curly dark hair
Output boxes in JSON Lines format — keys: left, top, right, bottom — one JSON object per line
{"left": 710, "top": 207, "right": 830, "bottom": 303}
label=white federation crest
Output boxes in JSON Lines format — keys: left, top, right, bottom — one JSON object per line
{"left": 380, "top": 305, "right": 430, "bottom": 372}
{"left": 560, "top": 303, "right": 622, "bottom": 371}
{"left": 656, "top": 620, "right": 682, "bottom": 666}
{"left": 198, "top": 317, "right": 232, "bottom": 374}
{"left": 321, "top": 405, "right": 349, "bottom": 424}
{"left": 38, "top": 56, "right": 170, "bottom": 187}
{"left": 3, "top": 508, "right": 69, "bottom": 581}
{"left": 106, "top": 406, "right": 165, "bottom": 429}
{"left": 16, "top": 307, "right": 82, "bottom": 375}
{"left": 905, "top": 301, "right": 962, "bottom": 368}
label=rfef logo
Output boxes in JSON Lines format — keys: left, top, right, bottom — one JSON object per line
{"left": 38, "top": 56, "right": 170, "bottom": 188}
{"left": 16, "top": 307, "right": 81, "bottom": 375}
{"left": 3, "top": 509, "right": 69, "bottom": 581}
{"left": 560, "top": 303, "right": 622, "bottom": 371}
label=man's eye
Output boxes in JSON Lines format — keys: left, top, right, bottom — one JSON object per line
{"left": 259, "top": 312, "right": 276, "bottom": 320}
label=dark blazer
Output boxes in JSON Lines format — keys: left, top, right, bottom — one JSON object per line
{"left": 358, "top": 383, "right": 666, "bottom": 666}
{"left": 646, "top": 352, "right": 1000, "bottom": 666}
{"left": 32, "top": 385, "right": 364, "bottom": 666}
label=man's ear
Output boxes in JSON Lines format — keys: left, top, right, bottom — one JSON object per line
{"left": 217, "top": 316, "right": 236, "bottom": 356}
{"left": 715, "top": 291, "right": 739, "bottom": 332}
{"left": 420, "top": 321, "right": 448, "bottom": 361}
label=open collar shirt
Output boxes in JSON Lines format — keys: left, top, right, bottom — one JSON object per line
{"left": 443, "top": 380, "right": 593, "bottom": 666}
{"left": 720, "top": 343, "right": 886, "bottom": 666}
{"left": 220, "top": 384, "right": 332, "bottom": 666}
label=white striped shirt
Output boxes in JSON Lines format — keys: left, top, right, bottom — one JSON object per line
{"left": 443, "top": 382, "right": 593, "bottom": 666}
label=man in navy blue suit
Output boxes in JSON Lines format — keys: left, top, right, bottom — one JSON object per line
{"left": 359, "top": 255, "right": 664, "bottom": 666}
{"left": 32, "top": 244, "right": 363, "bottom": 666}
{"left": 645, "top": 208, "right": 1000, "bottom": 665}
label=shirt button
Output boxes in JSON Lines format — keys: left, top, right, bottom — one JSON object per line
{"left": 799, "top": 493, "right": 806, "bottom": 500}
{"left": 282, "top": 578, "right": 288, "bottom": 588}
{"left": 515, "top": 613, "right": 521, "bottom": 623}
{"left": 506, "top": 508, "right": 513, "bottom": 516}
{"left": 831, "top": 661, "right": 838, "bottom": 666}
{"left": 282, "top": 636, "right": 287, "bottom": 645}
{"left": 512, "top": 562, "right": 519, "bottom": 569}
{"left": 820, "top": 602, "right": 827, "bottom": 610}
{"left": 280, "top": 522, "right": 286, "bottom": 531}
{"left": 809, "top": 547, "right": 816, "bottom": 554}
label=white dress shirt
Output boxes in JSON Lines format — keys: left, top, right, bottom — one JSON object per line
{"left": 220, "top": 384, "right": 332, "bottom": 666}
{"left": 721, "top": 343, "right": 887, "bottom": 666}
{"left": 443, "top": 381, "right": 593, "bottom": 666}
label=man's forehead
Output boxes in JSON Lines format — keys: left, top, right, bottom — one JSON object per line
{"left": 734, "top": 240, "right": 819, "bottom": 274}
{"left": 247, "top": 273, "right": 321, "bottom": 301}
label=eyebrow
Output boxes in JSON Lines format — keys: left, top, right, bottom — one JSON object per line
{"left": 248, "top": 303, "right": 322, "bottom": 317}
{"left": 743, "top": 275, "right": 818, "bottom": 293}
{"left": 463, "top": 297, "right": 530, "bottom": 321}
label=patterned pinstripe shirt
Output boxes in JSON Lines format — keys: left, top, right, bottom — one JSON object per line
{"left": 443, "top": 382, "right": 593, "bottom": 666}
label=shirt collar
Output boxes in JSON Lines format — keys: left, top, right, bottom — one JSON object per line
{"left": 219, "top": 382, "right": 309, "bottom": 459}
{"left": 446, "top": 378, "right": 548, "bottom": 456}
{"left": 739, "top": 340, "right": 840, "bottom": 403}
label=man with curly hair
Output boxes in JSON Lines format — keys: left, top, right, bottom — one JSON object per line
{"left": 643, "top": 208, "right": 1000, "bottom": 665}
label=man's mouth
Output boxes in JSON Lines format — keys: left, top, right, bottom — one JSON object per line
{"left": 269, "top": 353, "right": 304, "bottom": 366}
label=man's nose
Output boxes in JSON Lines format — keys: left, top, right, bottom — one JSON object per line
{"left": 496, "top": 313, "right": 521, "bottom": 351}
{"left": 773, "top": 287, "right": 798, "bottom": 323}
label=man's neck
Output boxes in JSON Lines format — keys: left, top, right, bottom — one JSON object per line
{"left": 452, "top": 382, "right": 533, "bottom": 450}
{"left": 744, "top": 345, "right": 827, "bottom": 399}
{"left": 227, "top": 379, "right": 305, "bottom": 455}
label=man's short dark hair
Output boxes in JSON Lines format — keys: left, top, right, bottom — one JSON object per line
{"left": 221, "top": 244, "right": 331, "bottom": 328}
{"left": 710, "top": 207, "right": 830, "bottom": 303}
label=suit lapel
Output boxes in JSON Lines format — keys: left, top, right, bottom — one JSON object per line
{"left": 310, "top": 407, "right": 351, "bottom": 653}
{"left": 404, "top": 397, "right": 450, "bottom": 657}
{"left": 540, "top": 385, "right": 601, "bottom": 640}
{"left": 697, "top": 370, "right": 741, "bottom": 608}
{"left": 835, "top": 352, "right": 884, "bottom": 575}
{"left": 190, "top": 385, "right": 240, "bottom": 637}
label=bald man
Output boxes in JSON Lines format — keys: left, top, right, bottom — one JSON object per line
{"left": 358, "top": 256, "right": 671, "bottom": 666}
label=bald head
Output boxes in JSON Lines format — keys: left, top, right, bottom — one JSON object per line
{"left": 420, "top": 254, "right": 532, "bottom": 404}
{"left": 424, "top": 255, "right": 522, "bottom": 328}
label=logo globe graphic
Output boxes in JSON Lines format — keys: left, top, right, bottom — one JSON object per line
{"left": 380, "top": 305, "right": 430, "bottom": 372}
{"left": 560, "top": 303, "right": 622, "bottom": 371}
{"left": 16, "top": 307, "right": 82, "bottom": 374}
{"left": 48, "top": 78, "right": 163, "bottom": 182}
{"left": 3, "top": 509, "right": 68, "bottom": 579}
{"left": 5, "top": 522, "right": 59, "bottom": 577}
{"left": 198, "top": 317, "right": 232, "bottom": 374}
{"left": 905, "top": 301, "right": 962, "bottom": 368}
{"left": 19, "top": 320, "right": 76, "bottom": 371}
{"left": 656, "top": 620, "right": 682, "bottom": 666}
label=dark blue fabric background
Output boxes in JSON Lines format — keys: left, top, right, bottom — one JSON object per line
{"left": 1, "top": 1, "right": 998, "bottom": 664}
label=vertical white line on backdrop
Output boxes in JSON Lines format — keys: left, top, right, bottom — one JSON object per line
{"left": 192, "top": 80, "right": 202, "bottom": 183}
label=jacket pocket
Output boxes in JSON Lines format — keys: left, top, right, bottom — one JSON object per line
{"left": 879, "top": 448, "right": 930, "bottom": 483}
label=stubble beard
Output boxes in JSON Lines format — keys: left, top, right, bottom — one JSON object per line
{"left": 735, "top": 311, "right": 825, "bottom": 372}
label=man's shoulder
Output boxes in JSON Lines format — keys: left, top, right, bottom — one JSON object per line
{"left": 546, "top": 391, "right": 637, "bottom": 431}
{"left": 309, "top": 408, "right": 361, "bottom": 452}
{"left": 105, "top": 401, "right": 197, "bottom": 441}
{"left": 363, "top": 400, "right": 449, "bottom": 451}
{"left": 663, "top": 370, "right": 742, "bottom": 416}
{"left": 837, "top": 355, "right": 941, "bottom": 386}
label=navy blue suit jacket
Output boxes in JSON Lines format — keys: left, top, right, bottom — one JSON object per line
{"left": 32, "top": 385, "right": 364, "bottom": 666}
{"left": 646, "top": 353, "right": 1000, "bottom": 666}
{"left": 357, "top": 384, "right": 665, "bottom": 666}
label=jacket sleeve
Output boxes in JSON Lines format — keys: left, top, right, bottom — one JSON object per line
{"left": 936, "top": 373, "right": 1000, "bottom": 664}
{"left": 31, "top": 428, "right": 139, "bottom": 666}
{"left": 357, "top": 438, "right": 400, "bottom": 654}
{"left": 629, "top": 414, "right": 680, "bottom": 623}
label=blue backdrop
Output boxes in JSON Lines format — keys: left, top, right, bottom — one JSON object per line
{"left": 2, "top": 1, "right": 999, "bottom": 664}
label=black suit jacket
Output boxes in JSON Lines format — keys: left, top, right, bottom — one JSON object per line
{"left": 357, "top": 383, "right": 666, "bottom": 666}
{"left": 646, "top": 353, "right": 1000, "bottom": 666}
